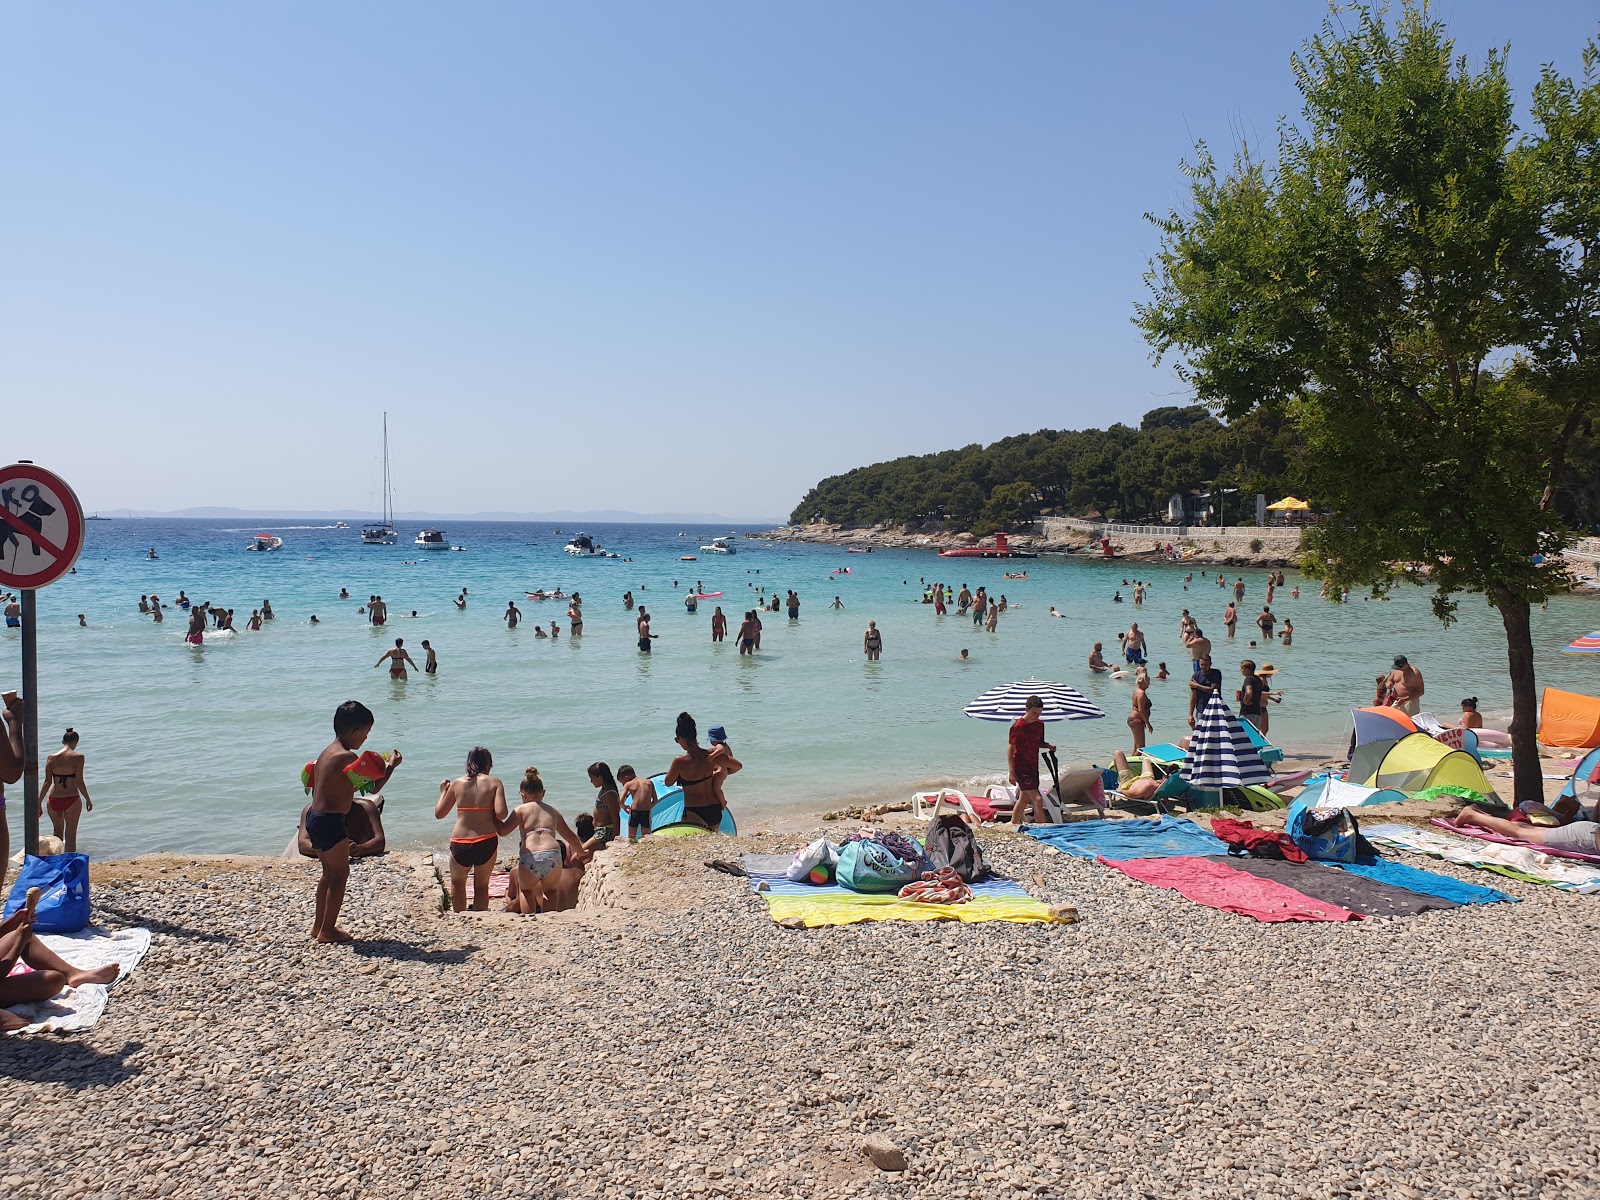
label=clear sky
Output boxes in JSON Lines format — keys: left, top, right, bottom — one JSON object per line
{"left": 4, "top": 2, "right": 1595, "bottom": 519}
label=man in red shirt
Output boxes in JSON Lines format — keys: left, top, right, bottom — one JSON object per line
{"left": 1008, "top": 695, "right": 1056, "bottom": 826}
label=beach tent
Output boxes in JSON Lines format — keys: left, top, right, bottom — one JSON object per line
{"left": 1347, "top": 733, "right": 1495, "bottom": 797}
{"left": 1558, "top": 746, "right": 1600, "bottom": 805}
{"left": 1538, "top": 687, "right": 1600, "bottom": 748}
{"left": 1296, "top": 775, "right": 1409, "bottom": 810}
{"left": 1351, "top": 706, "right": 1419, "bottom": 747}
{"left": 647, "top": 774, "right": 737, "bottom": 835}
{"left": 1184, "top": 695, "right": 1273, "bottom": 789}
{"left": 1265, "top": 497, "right": 1310, "bottom": 511}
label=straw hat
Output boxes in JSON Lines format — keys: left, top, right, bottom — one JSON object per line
{"left": 1257, "top": 663, "right": 1278, "bottom": 677}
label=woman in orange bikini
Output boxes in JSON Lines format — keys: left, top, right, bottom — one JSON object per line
{"left": 434, "top": 746, "right": 509, "bottom": 912}
{"left": 44, "top": 728, "right": 92, "bottom": 853}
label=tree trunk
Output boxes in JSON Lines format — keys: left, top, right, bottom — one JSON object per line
{"left": 1495, "top": 588, "right": 1541, "bottom": 805}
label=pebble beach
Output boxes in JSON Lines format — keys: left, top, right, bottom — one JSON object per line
{"left": 6, "top": 827, "right": 1598, "bottom": 1200}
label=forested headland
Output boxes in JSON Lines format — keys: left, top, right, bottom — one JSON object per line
{"left": 786, "top": 405, "right": 1292, "bottom": 531}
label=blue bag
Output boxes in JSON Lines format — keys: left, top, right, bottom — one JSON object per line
{"left": 1285, "top": 801, "right": 1370, "bottom": 864}
{"left": 3, "top": 853, "right": 91, "bottom": 933}
{"left": 834, "top": 838, "right": 920, "bottom": 893}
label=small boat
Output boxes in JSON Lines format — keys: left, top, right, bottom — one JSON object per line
{"left": 938, "top": 532, "right": 1038, "bottom": 559}
{"left": 87, "top": 513, "right": 113, "bottom": 521}
{"left": 564, "top": 532, "right": 619, "bottom": 557}
{"left": 333, "top": 521, "right": 349, "bottom": 529}
{"left": 414, "top": 529, "right": 449, "bottom": 550}
{"left": 700, "top": 536, "right": 737, "bottom": 555}
{"left": 249, "top": 534, "right": 283, "bottom": 553}
{"left": 847, "top": 547, "right": 871, "bottom": 554}
{"left": 680, "top": 555, "right": 698, "bottom": 561}
{"left": 362, "top": 413, "right": 399, "bottom": 545}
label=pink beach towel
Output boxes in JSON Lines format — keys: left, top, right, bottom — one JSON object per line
{"left": 1101, "top": 855, "right": 1363, "bottom": 923}
{"left": 1428, "top": 818, "right": 1600, "bottom": 865}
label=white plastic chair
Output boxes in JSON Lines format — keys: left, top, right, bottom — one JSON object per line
{"left": 912, "top": 788, "right": 981, "bottom": 821}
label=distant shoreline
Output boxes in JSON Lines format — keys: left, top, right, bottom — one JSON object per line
{"left": 86, "top": 511, "right": 783, "bottom": 525}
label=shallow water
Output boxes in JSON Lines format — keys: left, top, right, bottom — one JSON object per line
{"left": 6, "top": 518, "right": 1594, "bottom": 857}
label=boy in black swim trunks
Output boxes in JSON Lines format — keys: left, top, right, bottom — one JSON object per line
{"left": 307, "top": 701, "right": 402, "bottom": 944}
{"left": 618, "top": 765, "right": 656, "bottom": 842}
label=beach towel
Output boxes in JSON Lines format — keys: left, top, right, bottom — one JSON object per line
{"left": 1207, "top": 856, "right": 1457, "bottom": 917}
{"left": 4, "top": 926, "right": 152, "bottom": 1035}
{"left": 1102, "top": 856, "right": 1361, "bottom": 923}
{"left": 1209, "top": 817, "right": 1306, "bottom": 862}
{"left": 1427, "top": 818, "right": 1600, "bottom": 865}
{"left": 1364, "top": 824, "right": 1600, "bottom": 894}
{"left": 1333, "top": 858, "right": 1512, "bottom": 906}
{"left": 739, "top": 856, "right": 1060, "bottom": 927}
{"left": 1025, "top": 815, "right": 1227, "bottom": 860}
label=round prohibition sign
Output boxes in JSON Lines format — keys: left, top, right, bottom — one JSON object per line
{"left": 0, "top": 463, "right": 85, "bottom": 590}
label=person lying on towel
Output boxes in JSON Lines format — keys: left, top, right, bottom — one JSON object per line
{"left": 0, "top": 906, "right": 121, "bottom": 1032}
{"left": 1451, "top": 804, "right": 1599, "bottom": 856}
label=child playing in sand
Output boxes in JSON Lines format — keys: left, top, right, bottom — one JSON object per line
{"left": 618, "top": 765, "right": 656, "bottom": 842}
{"left": 307, "top": 701, "right": 402, "bottom": 943}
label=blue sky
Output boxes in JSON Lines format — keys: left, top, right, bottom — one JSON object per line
{"left": 3, "top": 2, "right": 1595, "bottom": 519}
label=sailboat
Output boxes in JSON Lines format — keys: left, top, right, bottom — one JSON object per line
{"left": 362, "top": 414, "right": 398, "bottom": 545}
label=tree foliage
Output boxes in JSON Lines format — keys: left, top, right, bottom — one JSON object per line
{"left": 1135, "top": 2, "right": 1600, "bottom": 803}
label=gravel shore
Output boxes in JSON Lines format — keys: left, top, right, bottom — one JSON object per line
{"left": 4, "top": 827, "right": 1598, "bottom": 1199}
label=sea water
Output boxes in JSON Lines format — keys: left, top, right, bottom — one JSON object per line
{"left": 6, "top": 518, "right": 1594, "bottom": 857}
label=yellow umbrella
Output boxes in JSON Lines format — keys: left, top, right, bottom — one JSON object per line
{"left": 1266, "top": 497, "right": 1310, "bottom": 511}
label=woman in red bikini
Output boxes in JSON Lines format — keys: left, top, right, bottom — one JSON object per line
{"left": 435, "top": 746, "right": 509, "bottom": 912}
{"left": 43, "top": 728, "right": 91, "bottom": 853}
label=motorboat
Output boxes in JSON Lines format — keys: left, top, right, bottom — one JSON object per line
{"left": 564, "top": 532, "right": 619, "bottom": 557}
{"left": 249, "top": 534, "right": 283, "bottom": 553}
{"left": 363, "top": 413, "right": 399, "bottom": 545}
{"left": 333, "top": 521, "right": 349, "bottom": 529}
{"left": 700, "top": 536, "right": 737, "bottom": 555}
{"left": 414, "top": 529, "right": 449, "bottom": 550}
{"left": 938, "top": 532, "right": 1037, "bottom": 559}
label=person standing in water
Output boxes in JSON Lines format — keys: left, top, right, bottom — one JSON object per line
{"left": 455, "top": 589, "right": 468, "bottom": 610}
{"left": 43, "top": 728, "right": 92, "bottom": 853}
{"left": 421, "top": 640, "right": 437, "bottom": 675}
{"left": 863, "top": 621, "right": 883, "bottom": 661}
{"left": 435, "top": 746, "right": 509, "bottom": 913}
{"left": 186, "top": 605, "right": 205, "bottom": 646}
{"left": 637, "top": 607, "right": 653, "bottom": 653}
{"left": 711, "top": 606, "right": 726, "bottom": 642}
{"left": 308, "top": 701, "right": 402, "bottom": 942}
{"left": 374, "top": 638, "right": 418, "bottom": 680}
{"left": 567, "top": 594, "right": 583, "bottom": 636}
{"left": 504, "top": 600, "right": 521, "bottom": 630}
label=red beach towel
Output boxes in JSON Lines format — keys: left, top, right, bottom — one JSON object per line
{"left": 1102, "top": 855, "right": 1362, "bottom": 923}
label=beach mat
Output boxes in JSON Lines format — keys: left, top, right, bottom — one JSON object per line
{"left": 4, "top": 926, "right": 152, "bottom": 1035}
{"left": 1334, "top": 857, "right": 1513, "bottom": 906}
{"left": 1428, "top": 817, "right": 1600, "bottom": 864}
{"left": 1364, "top": 824, "right": 1600, "bottom": 894}
{"left": 1102, "top": 856, "right": 1361, "bottom": 923}
{"left": 1026, "top": 815, "right": 1227, "bottom": 860}
{"left": 739, "top": 857, "right": 1061, "bottom": 927}
{"left": 1208, "top": 855, "right": 1458, "bottom": 917}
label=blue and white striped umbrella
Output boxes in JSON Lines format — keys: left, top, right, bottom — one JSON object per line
{"left": 964, "top": 678, "right": 1104, "bottom": 723}
{"left": 1184, "top": 693, "right": 1273, "bottom": 788}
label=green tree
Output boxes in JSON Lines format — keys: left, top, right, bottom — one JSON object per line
{"left": 1137, "top": 3, "right": 1600, "bottom": 802}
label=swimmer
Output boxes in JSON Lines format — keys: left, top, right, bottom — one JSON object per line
{"left": 422, "top": 639, "right": 437, "bottom": 675}
{"left": 310, "top": 615, "right": 319, "bottom": 624}
{"left": 504, "top": 601, "right": 522, "bottom": 629}
{"left": 374, "top": 638, "right": 418, "bottom": 680}
{"left": 77, "top": 614, "right": 86, "bottom": 627}
{"left": 1088, "top": 643, "right": 1109, "bottom": 673}
{"left": 1156, "top": 661, "right": 1170, "bottom": 681}
{"left": 1049, "top": 607, "right": 1063, "bottom": 618}
{"left": 959, "top": 648, "right": 970, "bottom": 662}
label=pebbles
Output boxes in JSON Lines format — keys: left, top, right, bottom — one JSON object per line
{"left": 4, "top": 839, "right": 1599, "bottom": 1199}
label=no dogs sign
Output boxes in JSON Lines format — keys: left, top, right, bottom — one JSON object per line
{"left": 0, "top": 463, "right": 84, "bottom": 591}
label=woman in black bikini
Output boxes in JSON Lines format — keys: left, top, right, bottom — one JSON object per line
{"left": 665, "top": 713, "right": 722, "bottom": 831}
{"left": 587, "top": 762, "right": 622, "bottom": 844}
{"left": 434, "top": 747, "right": 509, "bottom": 912}
{"left": 44, "top": 728, "right": 92, "bottom": 853}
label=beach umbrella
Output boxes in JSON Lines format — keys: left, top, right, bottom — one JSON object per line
{"left": 1184, "top": 694, "right": 1274, "bottom": 789}
{"left": 1563, "top": 632, "right": 1600, "bottom": 654}
{"left": 963, "top": 679, "right": 1104, "bottom": 723}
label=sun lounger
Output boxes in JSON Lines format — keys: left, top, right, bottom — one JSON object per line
{"left": 911, "top": 789, "right": 984, "bottom": 822}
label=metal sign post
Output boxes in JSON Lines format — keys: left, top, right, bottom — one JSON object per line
{"left": 0, "top": 461, "right": 86, "bottom": 856}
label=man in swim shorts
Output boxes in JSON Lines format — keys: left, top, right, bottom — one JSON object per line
{"left": 504, "top": 601, "right": 521, "bottom": 630}
{"left": 619, "top": 765, "right": 656, "bottom": 842}
{"left": 422, "top": 640, "right": 437, "bottom": 675}
{"left": 297, "top": 795, "right": 387, "bottom": 859}
{"left": 307, "top": 701, "right": 402, "bottom": 943}
{"left": 374, "top": 638, "right": 419, "bottom": 679}
{"left": 1386, "top": 655, "right": 1424, "bottom": 716}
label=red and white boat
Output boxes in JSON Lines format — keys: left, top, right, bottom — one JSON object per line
{"left": 938, "top": 533, "right": 1037, "bottom": 559}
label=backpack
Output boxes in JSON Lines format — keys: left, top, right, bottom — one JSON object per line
{"left": 923, "top": 815, "right": 988, "bottom": 883}
{"left": 1286, "top": 801, "right": 1374, "bottom": 864}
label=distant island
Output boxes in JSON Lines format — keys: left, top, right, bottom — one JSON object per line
{"left": 89, "top": 507, "right": 779, "bottom": 525}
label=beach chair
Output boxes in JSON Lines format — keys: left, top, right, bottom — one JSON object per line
{"left": 1240, "top": 720, "right": 1285, "bottom": 767}
{"left": 912, "top": 788, "right": 982, "bottom": 822}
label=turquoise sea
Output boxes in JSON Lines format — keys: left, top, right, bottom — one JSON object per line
{"left": 6, "top": 518, "right": 1596, "bottom": 858}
